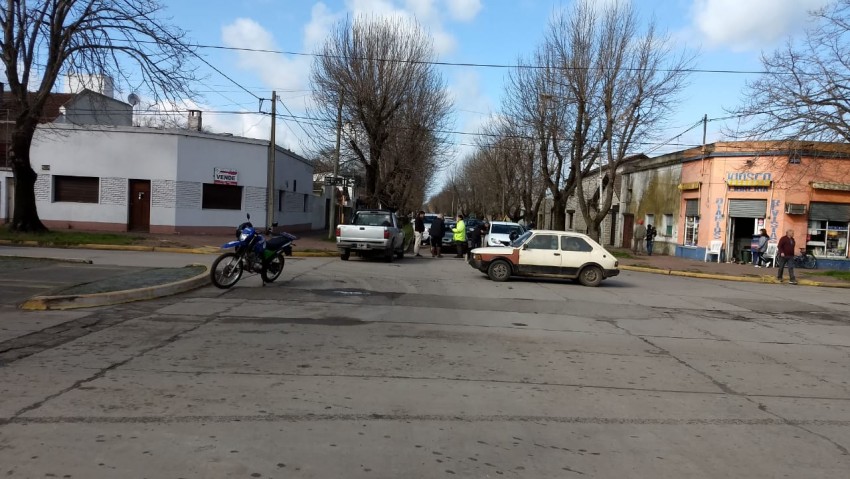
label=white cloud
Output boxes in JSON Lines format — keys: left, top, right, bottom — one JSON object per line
{"left": 443, "top": 0, "right": 481, "bottom": 22}
{"left": 691, "top": 0, "right": 830, "bottom": 51}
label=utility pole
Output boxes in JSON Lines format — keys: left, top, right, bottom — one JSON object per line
{"left": 327, "top": 93, "right": 344, "bottom": 239}
{"left": 266, "top": 91, "right": 277, "bottom": 230}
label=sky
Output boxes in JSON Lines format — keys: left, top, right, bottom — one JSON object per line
{"left": 100, "top": 0, "right": 834, "bottom": 189}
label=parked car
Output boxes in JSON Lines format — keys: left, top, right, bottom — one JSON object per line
{"left": 442, "top": 220, "right": 457, "bottom": 246}
{"left": 484, "top": 221, "right": 525, "bottom": 247}
{"left": 336, "top": 209, "right": 405, "bottom": 262}
{"left": 468, "top": 229, "right": 619, "bottom": 286}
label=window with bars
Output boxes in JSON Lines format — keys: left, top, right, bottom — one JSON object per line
{"left": 53, "top": 175, "right": 99, "bottom": 203}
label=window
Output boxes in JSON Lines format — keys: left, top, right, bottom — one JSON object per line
{"left": 567, "top": 211, "right": 575, "bottom": 230}
{"left": 645, "top": 213, "right": 655, "bottom": 229}
{"left": 685, "top": 216, "right": 699, "bottom": 246}
{"left": 303, "top": 194, "right": 309, "bottom": 213}
{"left": 293, "top": 180, "right": 297, "bottom": 192}
{"left": 526, "top": 234, "right": 558, "bottom": 250}
{"left": 807, "top": 220, "right": 848, "bottom": 258}
{"left": 53, "top": 175, "right": 99, "bottom": 203}
{"left": 202, "top": 183, "right": 242, "bottom": 210}
{"left": 354, "top": 212, "right": 393, "bottom": 227}
{"left": 562, "top": 236, "right": 593, "bottom": 252}
{"left": 278, "top": 190, "right": 284, "bottom": 212}
{"left": 664, "top": 214, "right": 673, "bottom": 236}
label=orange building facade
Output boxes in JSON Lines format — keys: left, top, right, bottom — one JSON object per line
{"left": 676, "top": 142, "right": 850, "bottom": 269}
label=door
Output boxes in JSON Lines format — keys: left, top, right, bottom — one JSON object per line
{"left": 517, "top": 233, "right": 561, "bottom": 275}
{"left": 128, "top": 180, "right": 151, "bottom": 232}
{"left": 622, "top": 214, "right": 634, "bottom": 248}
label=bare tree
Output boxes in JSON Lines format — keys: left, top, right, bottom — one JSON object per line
{"left": 311, "top": 16, "right": 452, "bottom": 211}
{"left": 542, "top": 0, "right": 691, "bottom": 240}
{"left": 1, "top": 0, "right": 197, "bottom": 232}
{"left": 731, "top": 0, "right": 850, "bottom": 143}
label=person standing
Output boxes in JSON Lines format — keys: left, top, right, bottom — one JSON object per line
{"left": 468, "top": 219, "right": 484, "bottom": 255}
{"left": 645, "top": 224, "right": 657, "bottom": 256}
{"left": 754, "top": 228, "right": 769, "bottom": 267}
{"left": 633, "top": 220, "right": 646, "bottom": 254}
{"left": 776, "top": 229, "right": 797, "bottom": 284}
{"left": 413, "top": 211, "right": 426, "bottom": 257}
{"left": 430, "top": 214, "right": 445, "bottom": 258}
{"left": 453, "top": 214, "right": 467, "bottom": 258}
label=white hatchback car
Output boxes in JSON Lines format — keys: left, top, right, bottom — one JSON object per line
{"left": 468, "top": 229, "right": 620, "bottom": 286}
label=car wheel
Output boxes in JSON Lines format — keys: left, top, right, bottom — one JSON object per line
{"left": 340, "top": 249, "right": 350, "bottom": 261}
{"left": 487, "top": 260, "right": 511, "bottom": 282}
{"left": 578, "top": 265, "right": 603, "bottom": 287}
{"left": 396, "top": 243, "right": 405, "bottom": 259}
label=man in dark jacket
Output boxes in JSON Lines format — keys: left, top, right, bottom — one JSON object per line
{"left": 429, "top": 214, "right": 445, "bottom": 258}
{"left": 413, "top": 211, "right": 426, "bottom": 257}
{"left": 776, "top": 229, "right": 797, "bottom": 284}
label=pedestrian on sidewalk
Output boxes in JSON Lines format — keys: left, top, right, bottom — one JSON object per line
{"left": 413, "top": 211, "right": 426, "bottom": 257}
{"left": 776, "top": 229, "right": 797, "bottom": 284}
{"left": 645, "top": 224, "right": 657, "bottom": 256}
{"left": 633, "top": 220, "right": 646, "bottom": 254}
{"left": 754, "top": 228, "right": 769, "bottom": 267}
{"left": 430, "top": 214, "right": 445, "bottom": 258}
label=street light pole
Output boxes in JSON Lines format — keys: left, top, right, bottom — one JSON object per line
{"left": 265, "top": 91, "right": 276, "bottom": 230}
{"left": 327, "top": 93, "right": 343, "bottom": 240}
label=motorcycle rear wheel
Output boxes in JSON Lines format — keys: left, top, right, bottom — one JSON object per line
{"left": 261, "top": 252, "right": 285, "bottom": 283}
{"left": 803, "top": 254, "right": 817, "bottom": 269}
{"left": 211, "top": 253, "right": 243, "bottom": 289}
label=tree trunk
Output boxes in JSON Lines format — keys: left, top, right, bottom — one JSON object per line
{"left": 550, "top": 195, "right": 566, "bottom": 230}
{"left": 586, "top": 219, "right": 602, "bottom": 243}
{"left": 9, "top": 125, "right": 48, "bottom": 232}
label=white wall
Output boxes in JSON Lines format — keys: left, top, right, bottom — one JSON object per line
{"left": 60, "top": 94, "right": 132, "bottom": 126}
{"left": 273, "top": 147, "right": 314, "bottom": 228}
{"left": 31, "top": 125, "right": 179, "bottom": 227}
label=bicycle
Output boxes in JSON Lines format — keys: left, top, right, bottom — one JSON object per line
{"left": 791, "top": 248, "right": 818, "bottom": 269}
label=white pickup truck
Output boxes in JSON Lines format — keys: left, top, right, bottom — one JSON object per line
{"left": 336, "top": 210, "right": 406, "bottom": 261}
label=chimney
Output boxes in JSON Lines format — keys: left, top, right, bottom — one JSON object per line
{"left": 188, "top": 110, "right": 202, "bottom": 131}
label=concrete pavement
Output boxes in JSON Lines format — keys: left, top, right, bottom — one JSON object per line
{"left": 0, "top": 255, "right": 848, "bottom": 477}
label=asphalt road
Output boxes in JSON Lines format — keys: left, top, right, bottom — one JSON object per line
{"left": 1, "top": 252, "right": 849, "bottom": 477}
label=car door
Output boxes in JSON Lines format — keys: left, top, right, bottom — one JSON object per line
{"left": 560, "top": 235, "right": 595, "bottom": 277}
{"left": 517, "top": 233, "right": 561, "bottom": 275}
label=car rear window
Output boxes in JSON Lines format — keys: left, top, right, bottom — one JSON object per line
{"left": 562, "top": 236, "right": 593, "bottom": 252}
{"left": 354, "top": 213, "right": 393, "bottom": 227}
{"left": 491, "top": 224, "right": 522, "bottom": 235}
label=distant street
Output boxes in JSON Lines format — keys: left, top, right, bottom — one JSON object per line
{"left": 1, "top": 252, "right": 849, "bottom": 477}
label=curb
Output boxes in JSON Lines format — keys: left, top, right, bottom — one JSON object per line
{"left": 1, "top": 239, "right": 337, "bottom": 257}
{"left": 0, "top": 254, "right": 93, "bottom": 264}
{"left": 19, "top": 264, "right": 210, "bottom": 311}
{"left": 620, "top": 265, "right": 850, "bottom": 288}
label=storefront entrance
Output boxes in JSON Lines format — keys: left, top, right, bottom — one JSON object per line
{"left": 727, "top": 199, "right": 767, "bottom": 263}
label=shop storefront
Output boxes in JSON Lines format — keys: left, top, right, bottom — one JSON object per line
{"left": 674, "top": 142, "right": 850, "bottom": 269}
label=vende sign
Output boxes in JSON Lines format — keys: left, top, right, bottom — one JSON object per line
{"left": 214, "top": 168, "right": 238, "bottom": 185}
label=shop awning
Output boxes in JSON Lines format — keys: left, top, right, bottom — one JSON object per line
{"left": 678, "top": 182, "right": 701, "bottom": 190}
{"left": 726, "top": 179, "right": 772, "bottom": 187}
{"left": 811, "top": 182, "right": 850, "bottom": 191}
{"left": 810, "top": 202, "right": 850, "bottom": 221}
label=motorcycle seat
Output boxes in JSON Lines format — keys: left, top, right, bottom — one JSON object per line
{"left": 266, "top": 236, "right": 290, "bottom": 250}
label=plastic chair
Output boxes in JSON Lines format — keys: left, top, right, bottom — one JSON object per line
{"left": 704, "top": 240, "right": 722, "bottom": 263}
{"left": 761, "top": 242, "right": 778, "bottom": 268}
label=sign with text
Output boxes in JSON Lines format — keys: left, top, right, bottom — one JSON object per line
{"left": 214, "top": 168, "right": 238, "bottom": 185}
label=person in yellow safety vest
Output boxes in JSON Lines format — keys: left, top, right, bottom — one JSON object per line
{"left": 452, "top": 214, "right": 467, "bottom": 258}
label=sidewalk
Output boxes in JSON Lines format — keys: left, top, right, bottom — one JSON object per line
{"left": 616, "top": 249, "right": 850, "bottom": 287}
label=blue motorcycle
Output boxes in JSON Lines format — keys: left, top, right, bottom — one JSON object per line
{"left": 210, "top": 214, "right": 297, "bottom": 289}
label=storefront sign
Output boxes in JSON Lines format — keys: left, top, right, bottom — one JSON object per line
{"left": 812, "top": 181, "right": 850, "bottom": 191}
{"left": 214, "top": 168, "right": 238, "bottom": 185}
{"left": 726, "top": 179, "right": 772, "bottom": 187}
{"left": 678, "top": 182, "right": 701, "bottom": 190}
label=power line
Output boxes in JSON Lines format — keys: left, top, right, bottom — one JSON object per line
{"left": 187, "top": 41, "right": 781, "bottom": 75}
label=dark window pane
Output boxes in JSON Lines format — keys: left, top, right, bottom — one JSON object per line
{"left": 562, "top": 236, "right": 593, "bottom": 252}
{"left": 202, "top": 183, "right": 242, "bottom": 210}
{"left": 527, "top": 234, "right": 558, "bottom": 250}
{"left": 54, "top": 175, "right": 98, "bottom": 203}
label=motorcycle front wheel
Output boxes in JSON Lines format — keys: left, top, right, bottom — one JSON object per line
{"left": 211, "top": 252, "right": 243, "bottom": 289}
{"left": 261, "top": 252, "right": 285, "bottom": 283}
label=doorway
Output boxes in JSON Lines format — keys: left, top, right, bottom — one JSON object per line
{"left": 729, "top": 216, "right": 763, "bottom": 263}
{"left": 128, "top": 179, "right": 151, "bottom": 232}
{"left": 622, "top": 214, "right": 634, "bottom": 249}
